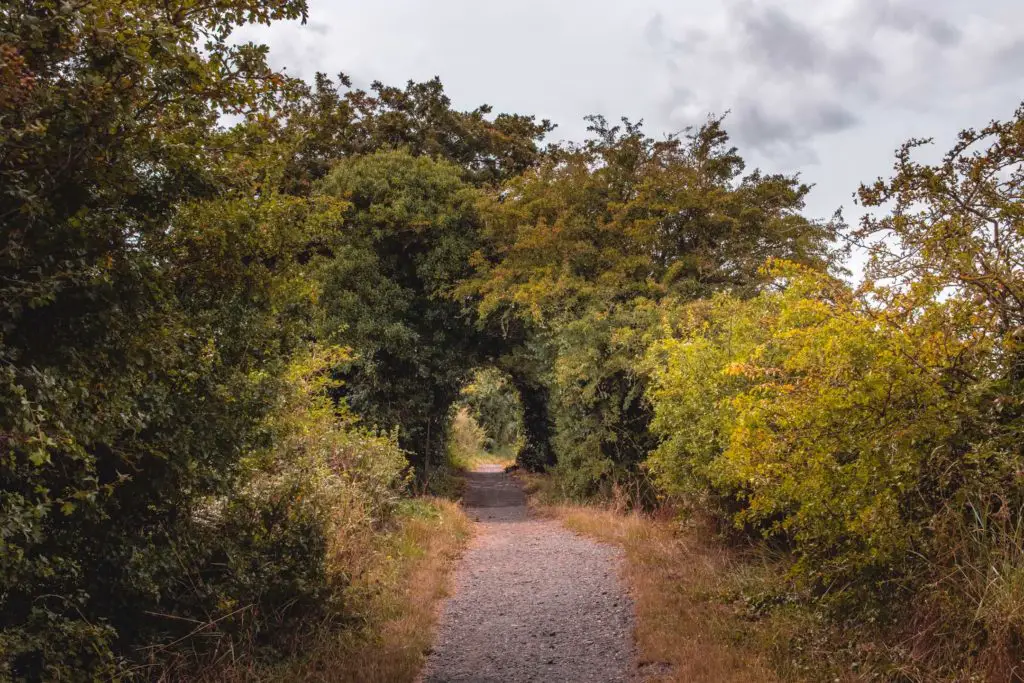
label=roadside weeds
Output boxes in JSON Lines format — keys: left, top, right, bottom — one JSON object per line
{"left": 516, "top": 472, "right": 810, "bottom": 682}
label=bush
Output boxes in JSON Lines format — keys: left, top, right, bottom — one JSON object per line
{"left": 645, "top": 258, "right": 1024, "bottom": 673}
{"left": 649, "top": 267, "right": 970, "bottom": 593}
{"left": 142, "top": 346, "right": 410, "bottom": 676}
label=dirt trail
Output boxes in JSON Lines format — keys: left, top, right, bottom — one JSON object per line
{"left": 422, "top": 465, "right": 635, "bottom": 682}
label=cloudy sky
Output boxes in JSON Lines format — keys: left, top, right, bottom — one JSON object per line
{"left": 238, "top": 0, "right": 1024, "bottom": 222}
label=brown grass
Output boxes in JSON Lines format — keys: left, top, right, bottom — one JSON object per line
{"left": 513, "top": 472, "right": 815, "bottom": 682}
{"left": 553, "top": 505, "right": 780, "bottom": 682}
{"left": 516, "top": 473, "right": 1024, "bottom": 682}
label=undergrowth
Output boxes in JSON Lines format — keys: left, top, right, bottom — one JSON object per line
{"left": 205, "top": 498, "right": 470, "bottom": 682}
{"left": 518, "top": 472, "right": 1016, "bottom": 682}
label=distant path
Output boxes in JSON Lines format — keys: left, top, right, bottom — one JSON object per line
{"left": 422, "top": 464, "right": 635, "bottom": 682}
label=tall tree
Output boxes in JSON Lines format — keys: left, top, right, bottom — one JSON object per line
{"left": 0, "top": 1, "right": 336, "bottom": 677}
{"left": 465, "top": 116, "right": 841, "bottom": 492}
{"left": 231, "top": 72, "right": 555, "bottom": 196}
{"left": 317, "top": 151, "right": 487, "bottom": 475}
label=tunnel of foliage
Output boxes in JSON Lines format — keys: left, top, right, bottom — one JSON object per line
{"left": 446, "top": 368, "right": 526, "bottom": 470}
{"left": 2, "top": 1, "right": 1023, "bottom": 680}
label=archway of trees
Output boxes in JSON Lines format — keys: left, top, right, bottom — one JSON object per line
{"left": 313, "top": 110, "right": 841, "bottom": 495}
{"left": 0, "top": 8, "right": 852, "bottom": 673}
{"left": 445, "top": 367, "right": 526, "bottom": 470}
{"left": 311, "top": 147, "right": 556, "bottom": 481}
{"left": 8, "top": 4, "right": 1024, "bottom": 678}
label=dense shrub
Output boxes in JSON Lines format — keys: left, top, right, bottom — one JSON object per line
{"left": 0, "top": 1, "right": 318, "bottom": 675}
{"left": 643, "top": 101, "right": 1024, "bottom": 668}
{"left": 139, "top": 346, "right": 410, "bottom": 676}
{"left": 646, "top": 266, "right": 978, "bottom": 595}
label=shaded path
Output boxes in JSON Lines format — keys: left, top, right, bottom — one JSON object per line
{"left": 422, "top": 465, "right": 634, "bottom": 682}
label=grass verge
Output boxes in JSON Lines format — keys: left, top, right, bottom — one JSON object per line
{"left": 518, "top": 472, "right": 1015, "bottom": 682}
{"left": 517, "top": 472, "right": 832, "bottom": 682}
{"left": 250, "top": 497, "right": 471, "bottom": 682}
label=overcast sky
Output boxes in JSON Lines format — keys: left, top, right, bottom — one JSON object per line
{"left": 238, "top": 0, "right": 1024, "bottom": 223}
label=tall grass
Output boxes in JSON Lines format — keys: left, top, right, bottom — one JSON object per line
{"left": 202, "top": 498, "right": 470, "bottom": 682}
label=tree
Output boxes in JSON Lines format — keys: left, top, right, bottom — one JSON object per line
{"left": 464, "top": 116, "right": 840, "bottom": 494}
{"left": 0, "top": 1, "right": 344, "bottom": 677}
{"left": 231, "top": 73, "right": 555, "bottom": 196}
{"left": 317, "top": 151, "right": 487, "bottom": 475}
{"left": 854, "top": 107, "right": 1024, "bottom": 463}
{"left": 458, "top": 368, "right": 525, "bottom": 453}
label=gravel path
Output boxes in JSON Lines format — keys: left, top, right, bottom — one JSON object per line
{"left": 422, "top": 465, "right": 635, "bottom": 682}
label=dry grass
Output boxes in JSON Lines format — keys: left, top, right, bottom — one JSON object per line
{"left": 553, "top": 505, "right": 780, "bottom": 682}
{"left": 513, "top": 472, "right": 812, "bottom": 682}
{"left": 261, "top": 498, "right": 471, "bottom": 682}
{"left": 515, "top": 473, "right": 1024, "bottom": 682}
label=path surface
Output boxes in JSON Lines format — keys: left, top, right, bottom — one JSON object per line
{"left": 422, "top": 464, "right": 635, "bottom": 682}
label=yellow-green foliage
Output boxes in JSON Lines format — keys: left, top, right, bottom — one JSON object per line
{"left": 647, "top": 266, "right": 990, "bottom": 588}
{"left": 446, "top": 407, "right": 489, "bottom": 470}
{"left": 643, "top": 107, "right": 1024, "bottom": 674}
{"left": 257, "top": 345, "right": 410, "bottom": 526}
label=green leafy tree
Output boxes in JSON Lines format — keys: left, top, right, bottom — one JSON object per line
{"left": 644, "top": 106, "right": 1024, "bottom": 672}
{"left": 0, "top": 1, "right": 375, "bottom": 677}
{"left": 458, "top": 368, "right": 525, "bottom": 453}
{"left": 233, "top": 72, "right": 555, "bottom": 196}
{"left": 317, "top": 151, "right": 488, "bottom": 476}
{"left": 466, "top": 116, "right": 840, "bottom": 494}
{"left": 854, "top": 106, "right": 1024, "bottom": 464}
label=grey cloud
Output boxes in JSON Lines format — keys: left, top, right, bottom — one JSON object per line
{"left": 993, "top": 38, "right": 1024, "bottom": 79}
{"left": 646, "top": 2, "right": 873, "bottom": 155}
{"left": 811, "top": 102, "right": 860, "bottom": 133}
{"left": 735, "top": 3, "right": 881, "bottom": 85}
{"left": 860, "top": 0, "right": 962, "bottom": 47}
{"left": 920, "top": 18, "right": 960, "bottom": 47}
{"left": 732, "top": 98, "right": 859, "bottom": 160}
{"left": 645, "top": 12, "right": 707, "bottom": 57}
{"left": 736, "top": 4, "right": 824, "bottom": 74}
{"left": 733, "top": 101, "right": 797, "bottom": 145}
{"left": 307, "top": 21, "right": 331, "bottom": 36}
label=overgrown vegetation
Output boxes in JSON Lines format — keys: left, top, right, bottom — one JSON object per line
{"left": 447, "top": 368, "right": 524, "bottom": 470}
{"left": 640, "top": 115, "right": 1024, "bottom": 678}
{"left": 2, "top": 0, "right": 1022, "bottom": 679}
{"left": 258, "top": 498, "right": 470, "bottom": 683}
